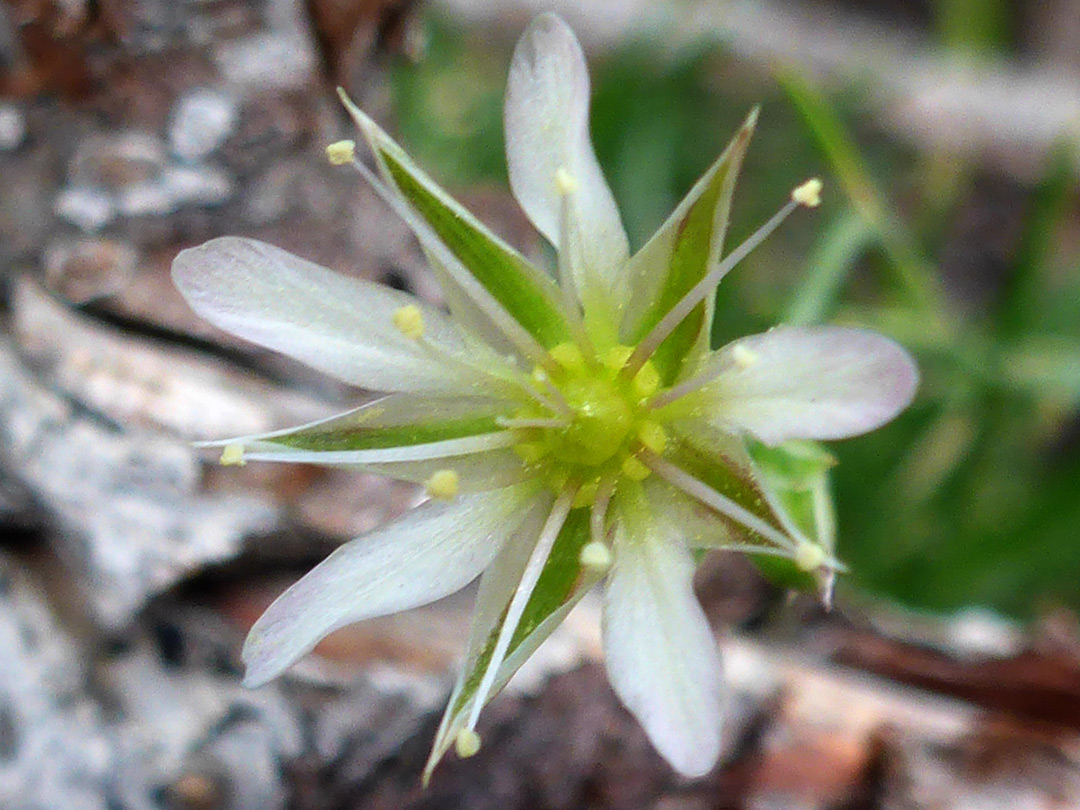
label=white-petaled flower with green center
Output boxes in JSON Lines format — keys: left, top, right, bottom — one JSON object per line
{"left": 172, "top": 14, "right": 917, "bottom": 780}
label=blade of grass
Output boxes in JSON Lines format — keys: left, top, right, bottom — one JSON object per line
{"left": 776, "top": 68, "right": 946, "bottom": 316}
{"left": 997, "top": 143, "right": 1075, "bottom": 339}
{"left": 783, "top": 210, "right": 875, "bottom": 325}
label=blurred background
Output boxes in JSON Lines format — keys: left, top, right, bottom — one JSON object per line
{"left": 2, "top": 0, "right": 1080, "bottom": 807}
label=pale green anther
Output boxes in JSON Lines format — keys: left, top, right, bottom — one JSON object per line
{"left": 794, "top": 541, "right": 827, "bottom": 572}
{"left": 425, "top": 469, "right": 460, "bottom": 500}
{"left": 392, "top": 305, "right": 425, "bottom": 339}
{"left": 580, "top": 540, "right": 613, "bottom": 571}
{"left": 454, "top": 729, "right": 481, "bottom": 758}
{"left": 326, "top": 140, "right": 357, "bottom": 166}
{"left": 791, "top": 177, "right": 823, "bottom": 208}
{"left": 219, "top": 443, "right": 246, "bottom": 466}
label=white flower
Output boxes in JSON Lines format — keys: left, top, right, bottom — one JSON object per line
{"left": 172, "top": 14, "right": 917, "bottom": 780}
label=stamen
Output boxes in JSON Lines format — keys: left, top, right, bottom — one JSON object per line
{"left": 623, "top": 186, "right": 816, "bottom": 378}
{"left": 583, "top": 478, "right": 616, "bottom": 571}
{"left": 535, "top": 369, "right": 573, "bottom": 415}
{"left": 425, "top": 469, "right": 460, "bottom": 501}
{"left": 325, "top": 140, "right": 356, "bottom": 165}
{"left": 555, "top": 174, "right": 595, "bottom": 353}
{"left": 579, "top": 541, "right": 612, "bottom": 571}
{"left": 590, "top": 477, "right": 615, "bottom": 546}
{"left": 219, "top": 443, "right": 246, "bottom": 467}
{"left": 242, "top": 432, "right": 519, "bottom": 465}
{"left": 339, "top": 145, "right": 550, "bottom": 365}
{"left": 392, "top": 304, "right": 425, "bottom": 339}
{"left": 731, "top": 344, "right": 759, "bottom": 370}
{"left": 642, "top": 451, "right": 796, "bottom": 551}
{"left": 791, "top": 178, "right": 823, "bottom": 208}
{"left": 554, "top": 166, "right": 579, "bottom": 196}
{"left": 648, "top": 342, "right": 758, "bottom": 410}
{"left": 454, "top": 729, "right": 481, "bottom": 758}
{"left": 794, "top": 541, "right": 827, "bottom": 572}
{"left": 464, "top": 487, "right": 577, "bottom": 733}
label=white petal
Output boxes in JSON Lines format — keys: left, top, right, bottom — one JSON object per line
{"left": 173, "top": 236, "right": 493, "bottom": 395}
{"left": 242, "top": 484, "right": 536, "bottom": 686}
{"left": 696, "top": 326, "right": 918, "bottom": 445}
{"left": 602, "top": 503, "right": 725, "bottom": 777}
{"left": 504, "top": 13, "right": 628, "bottom": 300}
{"left": 642, "top": 477, "right": 743, "bottom": 550}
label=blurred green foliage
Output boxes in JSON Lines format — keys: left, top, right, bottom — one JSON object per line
{"left": 390, "top": 13, "right": 1080, "bottom": 619}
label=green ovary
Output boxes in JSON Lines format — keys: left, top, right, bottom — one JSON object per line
{"left": 512, "top": 344, "right": 666, "bottom": 503}
{"left": 550, "top": 377, "right": 634, "bottom": 466}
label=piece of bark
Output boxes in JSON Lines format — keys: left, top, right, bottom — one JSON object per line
{"left": 0, "top": 336, "right": 280, "bottom": 625}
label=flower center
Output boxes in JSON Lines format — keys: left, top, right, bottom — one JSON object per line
{"left": 510, "top": 343, "right": 666, "bottom": 505}
{"left": 550, "top": 376, "right": 634, "bottom": 466}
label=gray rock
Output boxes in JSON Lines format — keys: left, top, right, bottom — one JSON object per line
{"left": 69, "top": 131, "right": 167, "bottom": 189}
{"left": 43, "top": 238, "right": 140, "bottom": 304}
{"left": 169, "top": 89, "right": 240, "bottom": 162}
{"left": 213, "top": 0, "right": 316, "bottom": 90}
{"left": 0, "top": 334, "right": 280, "bottom": 626}
{"left": 54, "top": 186, "right": 117, "bottom": 233}
{"left": 0, "top": 103, "right": 26, "bottom": 152}
{"left": 0, "top": 556, "right": 114, "bottom": 810}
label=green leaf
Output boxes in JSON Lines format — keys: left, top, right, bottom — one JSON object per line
{"left": 340, "top": 93, "right": 573, "bottom": 350}
{"left": 424, "top": 507, "right": 595, "bottom": 782}
{"left": 622, "top": 109, "right": 758, "bottom": 383}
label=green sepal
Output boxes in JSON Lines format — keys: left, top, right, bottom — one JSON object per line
{"left": 424, "top": 507, "right": 597, "bottom": 782}
{"left": 219, "top": 395, "right": 507, "bottom": 453}
{"left": 340, "top": 92, "right": 573, "bottom": 350}
{"left": 748, "top": 439, "right": 838, "bottom": 593}
{"left": 622, "top": 109, "right": 758, "bottom": 383}
{"left": 668, "top": 432, "right": 791, "bottom": 547}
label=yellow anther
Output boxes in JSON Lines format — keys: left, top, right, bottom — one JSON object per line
{"left": 425, "top": 469, "right": 460, "bottom": 501}
{"left": 554, "top": 166, "right": 578, "bottom": 196}
{"left": 579, "top": 540, "right": 613, "bottom": 571}
{"left": 792, "top": 178, "right": 823, "bottom": 208}
{"left": 603, "top": 345, "right": 634, "bottom": 373}
{"left": 549, "top": 342, "right": 585, "bottom": 371}
{"left": 731, "top": 344, "right": 759, "bottom": 370}
{"left": 794, "top": 542, "right": 827, "bottom": 572}
{"left": 637, "top": 421, "right": 668, "bottom": 455}
{"left": 513, "top": 441, "right": 548, "bottom": 464}
{"left": 219, "top": 443, "right": 246, "bottom": 467}
{"left": 325, "top": 140, "right": 356, "bottom": 166}
{"left": 621, "top": 455, "right": 651, "bottom": 481}
{"left": 392, "top": 304, "right": 425, "bottom": 339}
{"left": 572, "top": 479, "right": 600, "bottom": 508}
{"left": 454, "top": 729, "right": 481, "bottom": 758}
{"left": 531, "top": 366, "right": 549, "bottom": 385}
{"left": 632, "top": 360, "right": 661, "bottom": 399}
